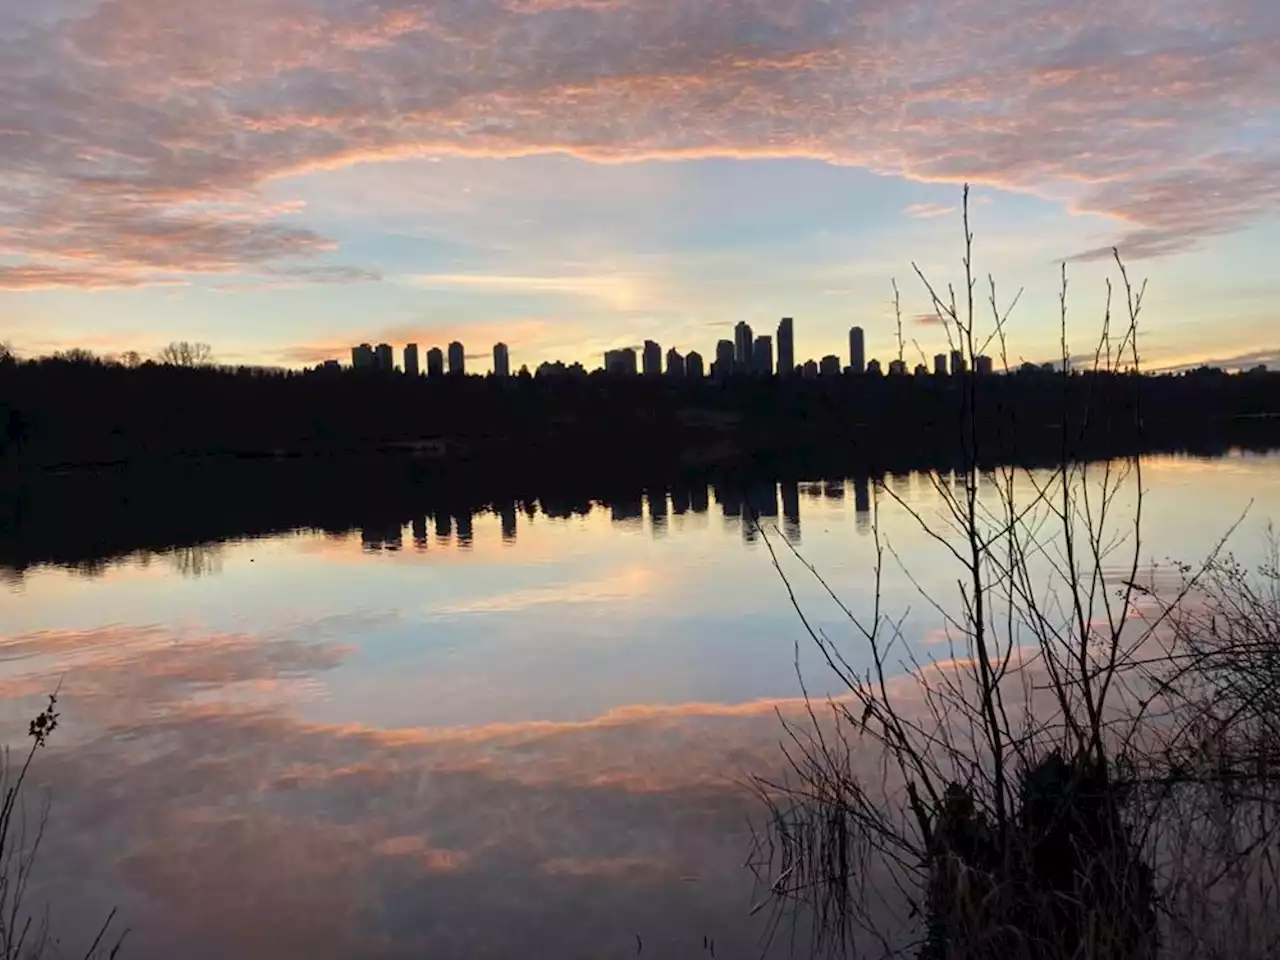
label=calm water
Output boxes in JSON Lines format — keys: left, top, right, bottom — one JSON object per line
{"left": 1, "top": 453, "right": 1277, "bottom": 958}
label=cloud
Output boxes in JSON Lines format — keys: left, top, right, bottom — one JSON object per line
{"left": 0, "top": 265, "right": 186, "bottom": 291}
{"left": 911, "top": 311, "right": 945, "bottom": 326}
{"left": 904, "top": 203, "right": 955, "bottom": 220}
{"left": 213, "top": 265, "right": 383, "bottom": 291}
{"left": 0, "top": 0, "right": 1274, "bottom": 294}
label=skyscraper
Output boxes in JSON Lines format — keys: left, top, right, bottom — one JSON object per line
{"left": 888, "top": 358, "right": 907, "bottom": 376}
{"left": 642, "top": 339, "right": 662, "bottom": 376}
{"left": 404, "top": 343, "right": 420, "bottom": 377}
{"left": 820, "top": 354, "right": 841, "bottom": 376}
{"left": 934, "top": 353, "right": 948, "bottom": 376}
{"left": 975, "top": 355, "right": 994, "bottom": 375}
{"left": 375, "top": 343, "right": 394, "bottom": 372}
{"left": 801, "top": 359, "right": 819, "bottom": 378}
{"left": 950, "top": 349, "right": 966, "bottom": 376}
{"left": 733, "top": 321, "right": 754, "bottom": 372}
{"left": 665, "top": 347, "right": 685, "bottom": 377}
{"left": 685, "top": 350, "right": 704, "bottom": 378}
{"left": 714, "top": 339, "right": 736, "bottom": 378}
{"left": 866, "top": 358, "right": 883, "bottom": 376}
{"left": 604, "top": 348, "right": 637, "bottom": 375}
{"left": 776, "top": 317, "right": 795, "bottom": 376}
{"left": 448, "top": 341, "right": 465, "bottom": 376}
{"left": 493, "top": 342, "right": 510, "bottom": 377}
{"left": 351, "top": 343, "right": 374, "bottom": 369}
{"left": 426, "top": 347, "right": 444, "bottom": 377}
{"left": 849, "top": 326, "right": 866, "bottom": 374}
{"left": 753, "top": 335, "right": 773, "bottom": 376}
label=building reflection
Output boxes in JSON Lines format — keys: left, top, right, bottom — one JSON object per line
{"left": 852, "top": 475, "right": 871, "bottom": 536}
{"left": 690, "top": 483, "right": 709, "bottom": 514}
{"left": 671, "top": 485, "right": 691, "bottom": 516}
{"left": 499, "top": 501, "right": 518, "bottom": 543}
{"left": 454, "top": 509, "right": 474, "bottom": 549}
{"left": 412, "top": 516, "right": 428, "bottom": 551}
{"left": 611, "top": 496, "right": 643, "bottom": 525}
{"left": 647, "top": 490, "right": 669, "bottom": 537}
{"left": 434, "top": 509, "right": 452, "bottom": 543}
{"left": 360, "top": 521, "right": 404, "bottom": 552}
{"left": 714, "top": 484, "right": 741, "bottom": 520}
{"left": 780, "top": 481, "right": 801, "bottom": 544}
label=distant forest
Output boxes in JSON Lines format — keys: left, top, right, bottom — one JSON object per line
{"left": 1, "top": 348, "right": 1278, "bottom": 474}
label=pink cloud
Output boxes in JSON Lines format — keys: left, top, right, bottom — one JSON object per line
{"left": 0, "top": 0, "right": 1274, "bottom": 290}
{"left": 904, "top": 203, "right": 955, "bottom": 219}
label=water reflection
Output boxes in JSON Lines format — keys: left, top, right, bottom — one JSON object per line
{"left": 1, "top": 453, "right": 1278, "bottom": 959}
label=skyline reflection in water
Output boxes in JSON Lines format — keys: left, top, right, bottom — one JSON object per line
{"left": 1, "top": 452, "right": 1278, "bottom": 958}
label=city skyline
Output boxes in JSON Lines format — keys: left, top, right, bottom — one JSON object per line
{"left": 0, "top": 2, "right": 1275, "bottom": 376}
{"left": 339, "top": 318, "right": 1009, "bottom": 378}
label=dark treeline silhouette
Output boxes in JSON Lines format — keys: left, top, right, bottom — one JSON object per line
{"left": 2, "top": 440, "right": 1277, "bottom": 578}
{"left": 1, "top": 354, "right": 1279, "bottom": 473}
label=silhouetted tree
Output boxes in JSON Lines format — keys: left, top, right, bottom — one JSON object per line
{"left": 158, "top": 341, "right": 213, "bottom": 367}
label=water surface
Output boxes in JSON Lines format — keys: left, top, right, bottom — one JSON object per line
{"left": 1, "top": 452, "right": 1277, "bottom": 958}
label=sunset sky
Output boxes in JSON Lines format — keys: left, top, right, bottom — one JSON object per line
{"left": 0, "top": 0, "right": 1276, "bottom": 373}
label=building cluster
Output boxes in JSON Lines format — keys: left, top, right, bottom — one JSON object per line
{"left": 600, "top": 318, "right": 998, "bottom": 381}
{"left": 350, "top": 341, "right": 509, "bottom": 378}
{"left": 344, "top": 319, "right": 1004, "bottom": 380}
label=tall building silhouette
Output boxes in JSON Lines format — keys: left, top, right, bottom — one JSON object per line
{"left": 714, "top": 340, "right": 736, "bottom": 378}
{"left": 777, "top": 317, "right": 795, "bottom": 376}
{"left": 427, "top": 347, "right": 444, "bottom": 377}
{"left": 686, "top": 350, "right": 705, "bottom": 378}
{"left": 802, "top": 359, "right": 818, "bottom": 378}
{"left": 950, "top": 349, "right": 966, "bottom": 376}
{"left": 493, "top": 342, "right": 510, "bottom": 377}
{"left": 665, "top": 347, "right": 685, "bottom": 377}
{"left": 404, "top": 343, "right": 420, "bottom": 377}
{"left": 820, "top": 354, "right": 841, "bottom": 376}
{"left": 351, "top": 343, "right": 374, "bottom": 369}
{"left": 975, "top": 355, "right": 994, "bottom": 375}
{"left": 448, "top": 341, "right": 466, "bottom": 376}
{"left": 888, "top": 358, "right": 907, "bottom": 376}
{"left": 604, "top": 348, "right": 638, "bottom": 375}
{"left": 753, "top": 335, "right": 773, "bottom": 376}
{"left": 849, "top": 326, "right": 866, "bottom": 374}
{"left": 934, "top": 353, "right": 948, "bottom": 376}
{"left": 642, "top": 340, "right": 662, "bottom": 376}
{"left": 733, "top": 321, "right": 754, "bottom": 372}
{"left": 375, "top": 343, "right": 394, "bottom": 372}
{"left": 867, "top": 358, "right": 883, "bottom": 375}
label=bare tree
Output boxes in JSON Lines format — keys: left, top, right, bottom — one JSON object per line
{"left": 747, "top": 187, "right": 1269, "bottom": 960}
{"left": 157, "top": 341, "right": 213, "bottom": 367}
{"left": 119, "top": 351, "right": 144, "bottom": 369}
{"left": 0, "top": 694, "right": 126, "bottom": 959}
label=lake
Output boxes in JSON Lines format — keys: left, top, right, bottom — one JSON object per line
{"left": 1, "top": 451, "right": 1277, "bottom": 959}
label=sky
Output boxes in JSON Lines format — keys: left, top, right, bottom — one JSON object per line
{"left": 0, "top": 0, "right": 1276, "bottom": 373}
